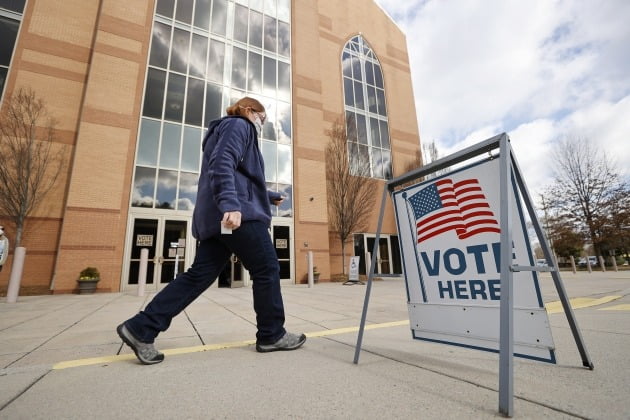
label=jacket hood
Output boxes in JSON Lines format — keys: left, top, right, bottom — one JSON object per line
{"left": 202, "top": 115, "right": 254, "bottom": 150}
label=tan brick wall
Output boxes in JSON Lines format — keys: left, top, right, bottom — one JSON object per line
{"left": 293, "top": 0, "right": 421, "bottom": 282}
{"left": 2, "top": 0, "right": 155, "bottom": 294}
{"left": 3, "top": 0, "right": 417, "bottom": 293}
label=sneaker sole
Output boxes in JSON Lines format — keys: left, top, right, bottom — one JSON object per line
{"left": 256, "top": 335, "right": 306, "bottom": 353}
{"left": 116, "top": 324, "right": 164, "bottom": 365}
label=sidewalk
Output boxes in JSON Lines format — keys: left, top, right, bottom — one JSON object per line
{"left": 1, "top": 272, "right": 629, "bottom": 419}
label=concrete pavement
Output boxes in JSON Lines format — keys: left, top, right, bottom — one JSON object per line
{"left": 1, "top": 271, "right": 629, "bottom": 419}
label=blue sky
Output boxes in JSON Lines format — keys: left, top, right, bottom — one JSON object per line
{"left": 374, "top": 0, "right": 630, "bottom": 197}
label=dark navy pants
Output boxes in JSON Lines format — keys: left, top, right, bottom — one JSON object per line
{"left": 125, "top": 221, "right": 286, "bottom": 345}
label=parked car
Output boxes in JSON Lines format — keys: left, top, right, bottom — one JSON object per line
{"left": 536, "top": 259, "right": 548, "bottom": 267}
{"left": 578, "top": 256, "right": 598, "bottom": 267}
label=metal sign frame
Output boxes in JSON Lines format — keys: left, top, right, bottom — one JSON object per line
{"left": 352, "top": 133, "right": 593, "bottom": 417}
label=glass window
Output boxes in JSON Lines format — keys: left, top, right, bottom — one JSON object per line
{"left": 231, "top": 46, "right": 247, "bottom": 90}
{"left": 353, "top": 80, "right": 364, "bottom": 110}
{"left": 351, "top": 56, "right": 361, "bottom": 82}
{"left": 277, "top": 61, "right": 290, "bottom": 100}
{"left": 262, "top": 141, "right": 276, "bottom": 182}
{"left": 233, "top": 4, "right": 248, "bottom": 44}
{"left": 263, "top": 57, "right": 275, "bottom": 96}
{"left": 132, "top": 166, "right": 156, "bottom": 207}
{"left": 207, "top": 40, "right": 225, "bottom": 83}
{"left": 211, "top": 0, "right": 227, "bottom": 36}
{"left": 0, "top": 13, "right": 19, "bottom": 98}
{"left": 247, "top": 51, "right": 262, "bottom": 93}
{"left": 342, "top": 52, "right": 352, "bottom": 78}
{"left": 143, "top": 68, "right": 166, "bottom": 118}
{"left": 0, "top": 16, "right": 18, "bottom": 65}
{"left": 277, "top": 0, "right": 290, "bottom": 22}
{"left": 365, "top": 61, "right": 374, "bottom": 86}
{"left": 277, "top": 184, "right": 292, "bottom": 217}
{"left": 0, "top": 67, "right": 7, "bottom": 96}
{"left": 264, "top": 0, "right": 276, "bottom": 16}
{"left": 356, "top": 114, "right": 367, "bottom": 145}
{"left": 149, "top": 22, "right": 171, "bottom": 69}
{"left": 277, "top": 21, "right": 290, "bottom": 57}
{"left": 164, "top": 73, "right": 186, "bottom": 122}
{"left": 170, "top": 28, "right": 190, "bottom": 73}
{"left": 137, "top": 119, "right": 160, "bottom": 166}
{"left": 249, "top": 10, "right": 263, "bottom": 48}
{"left": 160, "top": 123, "right": 181, "bottom": 169}
{"left": 379, "top": 120, "right": 390, "bottom": 149}
{"left": 343, "top": 78, "right": 354, "bottom": 108}
{"left": 341, "top": 35, "right": 392, "bottom": 179}
{"left": 376, "top": 88, "right": 387, "bottom": 116}
{"left": 193, "top": 0, "right": 211, "bottom": 30}
{"left": 346, "top": 111, "right": 357, "bottom": 142}
{"left": 178, "top": 172, "right": 198, "bottom": 210}
{"left": 189, "top": 34, "right": 207, "bottom": 78}
{"left": 367, "top": 85, "right": 377, "bottom": 114}
{"left": 262, "top": 101, "right": 276, "bottom": 141}
{"left": 369, "top": 117, "right": 380, "bottom": 148}
{"left": 277, "top": 101, "right": 291, "bottom": 144}
{"left": 0, "top": 0, "right": 25, "bottom": 13}
{"left": 185, "top": 77, "right": 204, "bottom": 126}
{"left": 204, "top": 82, "right": 222, "bottom": 126}
{"left": 175, "top": 0, "right": 193, "bottom": 24}
{"left": 263, "top": 16, "right": 277, "bottom": 53}
{"left": 374, "top": 64, "right": 384, "bottom": 89}
{"left": 371, "top": 148, "right": 383, "bottom": 179}
{"left": 277, "top": 144, "right": 291, "bottom": 184}
{"left": 137, "top": 0, "right": 292, "bottom": 213}
{"left": 155, "top": 0, "right": 174, "bottom": 18}
{"left": 250, "top": 0, "right": 263, "bottom": 12}
{"left": 181, "top": 127, "right": 201, "bottom": 171}
{"left": 382, "top": 150, "right": 392, "bottom": 179}
{"left": 156, "top": 169, "right": 177, "bottom": 209}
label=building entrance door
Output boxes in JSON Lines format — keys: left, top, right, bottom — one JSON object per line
{"left": 124, "top": 216, "right": 190, "bottom": 292}
{"left": 271, "top": 223, "right": 292, "bottom": 282}
{"left": 354, "top": 233, "right": 403, "bottom": 276}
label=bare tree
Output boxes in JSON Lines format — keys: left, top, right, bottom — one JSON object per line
{"left": 325, "top": 115, "right": 376, "bottom": 275}
{"left": 0, "top": 87, "right": 65, "bottom": 248}
{"left": 543, "top": 137, "right": 622, "bottom": 256}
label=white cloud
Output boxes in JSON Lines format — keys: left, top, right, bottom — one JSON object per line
{"left": 375, "top": 0, "right": 630, "bottom": 192}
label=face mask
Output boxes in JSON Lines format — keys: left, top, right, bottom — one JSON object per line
{"left": 252, "top": 114, "right": 263, "bottom": 136}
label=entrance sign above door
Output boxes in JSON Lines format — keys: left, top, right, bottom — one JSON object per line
{"left": 136, "top": 234, "right": 153, "bottom": 247}
{"left": 392, "top": 157, "right": 554, "bottom": 362}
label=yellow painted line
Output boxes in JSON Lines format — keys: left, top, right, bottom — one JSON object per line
{"left": 546, "top": 295, "right": 622, "bottom": 314}
{"left": 598, "top": 304, "right": 630, "bottom": 311}
{"left": 52, "top": 320, "right": 409, "bottom": 370}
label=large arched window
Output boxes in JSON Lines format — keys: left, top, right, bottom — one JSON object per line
{"left": 341, "top": 35, "right": 392, "bottom": 180}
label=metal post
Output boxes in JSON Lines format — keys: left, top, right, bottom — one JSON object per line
{"left": 354, "top": 185, "right": 389, "bottom": 364}
{"left": 510, "top": 148, "right": 593, "bottom": 370}
{"left": 307, "top": 251, "right": 314, "bottom": 288}
{"left": 138, "top": 248, "right": 148, "bottom": 297}
{"left": 6, "top": 247, "right": 26, "bottom": 303}
{"left": 570, "top": 256, "right": 576, "bottom": 274}
{"left": 498, "top": 135, "right": 514, "bottom": 416}
{"left": 599, "top": 256, "right": 605, "bottom": 272}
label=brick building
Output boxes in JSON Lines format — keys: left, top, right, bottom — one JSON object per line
{"left": 0, "top": 0, "right": 421, "bottom": 295}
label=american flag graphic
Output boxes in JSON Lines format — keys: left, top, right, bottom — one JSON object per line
{"left": 407, "top": 178, "right": 500, "bottom": 243}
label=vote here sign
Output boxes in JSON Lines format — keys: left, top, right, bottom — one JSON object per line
{"left": 392, "top": 157, "right": 555, "bottom": 363}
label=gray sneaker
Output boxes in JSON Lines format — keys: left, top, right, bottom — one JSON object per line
{"left": 117, "top": 323, "right": 164, "bottom": 365}
{"left": 256, "top": 331, "right": 306, "bottom": 353}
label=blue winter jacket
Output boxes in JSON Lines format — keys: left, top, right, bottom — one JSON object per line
{"left": 192, "top": 116, "right": 282, "bottom": 240}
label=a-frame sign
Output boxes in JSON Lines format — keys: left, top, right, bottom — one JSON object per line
{"left": 353, "top": 133, "right": 593, "bottom": 417}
